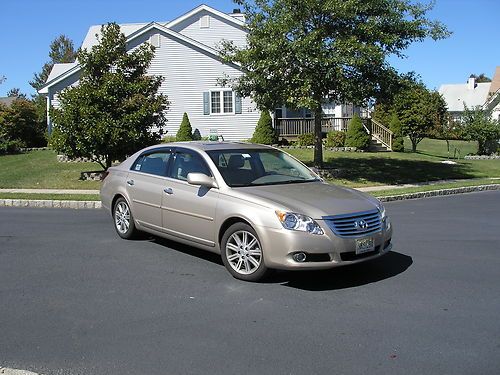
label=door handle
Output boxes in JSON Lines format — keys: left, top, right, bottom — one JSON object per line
{"left": 127, "top": 180, "right": 134, "bottom": 186}
{"left": 164, "top": 187, "right": 173, "bottom": 195}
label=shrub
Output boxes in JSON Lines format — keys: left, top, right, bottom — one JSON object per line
{"left": 176, "top": 112, "right": 193, "bottom": 141}
{"left": 0, "top": 139, "right": 24, "bottom": 155}
{"left": 388, "top": 113, "right": 404, "bottom": 152}
{"left": 297, "top": 133, "right": 315, "bottom": 146}
{"left": 462, "top": 106, "right": 500, "bottom": 155}
{"left": 324, "top": 131, "right": 345, "bottom": 147}
{"left": 251, "top": 111, "right": 277, "bottom": 144}
{"left": 345, "top": 114, "right": 370, "bottom": 149}
{"left": 0, "top": 99, "right": 46, "bottom": 148}
{"left": 192, "top": 128, "right": 202, "bottom": 141}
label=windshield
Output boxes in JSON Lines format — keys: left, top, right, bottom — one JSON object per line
{"left": 207, "top": 148, "right": 319, "bottom": 187}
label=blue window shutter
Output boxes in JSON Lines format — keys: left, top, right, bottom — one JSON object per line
{"left": 203, "top": 92, "right": 210, "bottom": 115}
{"left": 235, "top": 94, "right": 242, "bottom": 114}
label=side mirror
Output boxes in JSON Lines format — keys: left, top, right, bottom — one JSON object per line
{"left": 187, "top": 173, "right": 218, "bottom": 188}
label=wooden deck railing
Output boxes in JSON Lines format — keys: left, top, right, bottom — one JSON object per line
{"left": 275, "top": 117, "right": 360, "bottom": 136}
{"left": 370, "top": 119, "right": 393, "bottom": 151}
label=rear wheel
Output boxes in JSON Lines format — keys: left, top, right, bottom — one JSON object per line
{"left": 113, "top": 197, "right": 138, "bottom": 239}
{"left": 221, "top": 223, "right": 270, "bottom": 282}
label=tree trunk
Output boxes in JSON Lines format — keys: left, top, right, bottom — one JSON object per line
{"left": 105, "top": 155, "right": 112, "bottom": 170}
{"left": 411, "top": 138, "right": 417, "bottom": 152}
{"left": 313, "top": 105, "right": 323, "bottom": 168}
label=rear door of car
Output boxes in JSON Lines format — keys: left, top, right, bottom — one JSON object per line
{"left": 160, "top": 148, "right": 219, "bottom": 247}
{"left": 126, "top": 148, "right": 173, "bottom": 232}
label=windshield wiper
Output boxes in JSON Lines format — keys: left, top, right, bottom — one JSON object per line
{"left": 250, "top": 179, "right": 319, "bottom": 186}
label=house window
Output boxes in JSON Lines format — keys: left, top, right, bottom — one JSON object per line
{"left": 211, "top": 91, "right": 221, "bottom": 113}
{"left": 223, "top": 91, "right": 233, "bottom": 113}
{"left": 210, "top": 90, "right": 234, "bottom": 114}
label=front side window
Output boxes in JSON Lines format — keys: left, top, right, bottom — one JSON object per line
{"left": 132, "top": 151, "right": 171, "bottom": 176}
{"left": 169, "top": 151, "right": 212, "bottom": 181}
{"left": 207, "top": 149, "right": 318, "bottom": 187}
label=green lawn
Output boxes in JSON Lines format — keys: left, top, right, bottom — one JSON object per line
{"left": 0, "top": 193, "right": 100, "bottom": 201}
{"left": 0, "top": 150, "right": 101, "bottom": 189}
{"left": 284, "top": 138, "right": 500, "bottom": 187}
{"left": 0, "top": 139, "right": 499, "bottom": 191}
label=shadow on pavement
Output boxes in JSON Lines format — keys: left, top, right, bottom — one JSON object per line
{"left": 273, "top": 252, "right": 413, "bottom": 291}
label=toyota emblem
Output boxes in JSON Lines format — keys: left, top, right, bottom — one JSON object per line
{"left": 354, "top": 219, "right": 368, "bottom": 230}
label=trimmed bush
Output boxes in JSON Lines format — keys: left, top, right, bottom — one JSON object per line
{"left": 345, "top": 114, "right": 370, "bottom": 149}
{"left": 324, "top": 131, "right": 346, "bottom": 147}
{"left": 192, "top": 128, "right": 202, "bottom": 141}
{"left": 297, "top": 133, "right": 315, "bottom": 146}
{"left": 251, "top": 111, "right": 277, "bottom": 144}
{"left": 0, "top": 139, "right": 24, "bottom": 155}
{"left": 389, "top": 113, "right": 404, "bottom": 152}
{"left": 176, "top": 113, "right": 193, "bottom": 141}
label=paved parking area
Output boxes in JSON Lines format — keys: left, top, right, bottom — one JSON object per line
{"left": 0, "top": 191, "right": 499, "bottom": 374}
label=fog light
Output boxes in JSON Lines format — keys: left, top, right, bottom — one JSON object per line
{"left": 292, "top": 252, "right": 307, "bottom": 262}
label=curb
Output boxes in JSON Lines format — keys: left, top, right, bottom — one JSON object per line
{"left": 0, "top": 199, "right": 101, "bottom": 209}
{"left": 377, "top": 184, "right": 500, "bottom": 202}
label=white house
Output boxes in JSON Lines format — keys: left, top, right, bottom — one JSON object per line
{"left": 439, "top": 67, "right": 500, "bottom": 121}
{"left": 39, "top": 4, "right": 359, "bottom": 140}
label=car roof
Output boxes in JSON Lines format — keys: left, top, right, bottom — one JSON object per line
{"left": 151, "top": 141, "right": 275, "bottom": 152}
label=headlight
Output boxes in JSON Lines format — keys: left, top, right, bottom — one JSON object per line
{"left": 275, "top": 211, "right": 324, "bottom": 235}
{"left": 378, "top": 203, "right": 387, "bottom": 220}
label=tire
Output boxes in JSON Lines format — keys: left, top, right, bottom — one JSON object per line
{"left": 221, "top": 222, "right": 270, "bottom": 282}
{"left": 113, "top": 197, "right": 138, "bottom": 239}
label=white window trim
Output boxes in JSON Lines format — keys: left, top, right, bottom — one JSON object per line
{"left": 209, "top": 89, "right": 235, "bottom": 116}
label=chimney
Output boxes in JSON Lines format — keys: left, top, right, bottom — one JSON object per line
{"left": 467, "top": 76, "right": 476, "bottom": 90}
{"left": 229, "top": 8, "right": 245, "bottom": 22}
{"left": 232, "top": 8, "right": 241, "bottom": 14}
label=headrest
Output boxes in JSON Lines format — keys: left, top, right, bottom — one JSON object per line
{"left": 227, "top": 154, "right": 245, "bottom": 169}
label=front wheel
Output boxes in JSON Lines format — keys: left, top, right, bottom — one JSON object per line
{"left": 221, "top": 223, "right": 270, "bottom": 282}
{"left": 113, "top": 197, "right": 138, "bottom": 239}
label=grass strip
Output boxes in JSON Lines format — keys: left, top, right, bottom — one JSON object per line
{"left": 0, "top": 193, "right": 100, "bottom": 201}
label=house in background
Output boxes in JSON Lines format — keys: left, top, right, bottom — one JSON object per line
{"left": 439, "top": 66, "right": 500, "bottom": 121}
{"left": 39, "top": 4, "right": 363, "bottom": 141}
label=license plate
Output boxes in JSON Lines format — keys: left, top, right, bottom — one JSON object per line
{"left": 355, "top": 237, "right": 375, "bottom": 254}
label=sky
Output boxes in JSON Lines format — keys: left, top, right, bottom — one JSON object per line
{"left": 0, "top": 0, "right": 499, "bottom": 97}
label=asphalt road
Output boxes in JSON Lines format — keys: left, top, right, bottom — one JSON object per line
{"left": 0, "top": 191, "right": 499, "bottom": 375}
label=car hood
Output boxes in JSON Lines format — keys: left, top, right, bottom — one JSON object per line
{"left": 237, "top": 181, "right": 380, "bottom": 219}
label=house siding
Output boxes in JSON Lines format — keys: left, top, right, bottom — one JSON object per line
{"left": 170, "top": 10, "right": 247, "bottom": 49}
{"left": 129, "top": 30, "right": 260, "bottom": 140}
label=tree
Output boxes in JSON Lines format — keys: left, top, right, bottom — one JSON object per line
{"left": 176, "top": 113, "right": 194, "bottom": 141}
{"left": 0, "top": 98, "right": 46, "bottom": 147}
{"left": 462, "top": 106, "right": 500, "bottom": 155}
{"left": 345, "top": 114, "right": 370, "bottom": 149}
{"left": 251, "top": 110, "right": 277, "bottom": 144}
{"left": 30, "top": 35, "right": 77, "bottom": 91}
{"left": 6, "top": 88, "right": 25, "bottom": 98}
{"left": 50, "top": 23, "right": 169, "bottom": 170}
{"left": 0, "top": 76, "right": 5, "bottom": 85}
{"left": 470, "top": 73, "right": 491, "bottom": 83}
{"left": 220, "top": 0, "right": 449, "bottom": 167}
{"left": 392, "top": 82, "right": 448, "bottom": 152}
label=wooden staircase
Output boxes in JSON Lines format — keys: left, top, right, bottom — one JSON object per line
{"left": 368, "top": 119, "right": 393, "bottom": 151}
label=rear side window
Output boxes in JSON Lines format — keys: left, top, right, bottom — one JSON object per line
{"left": 132, "top": 151, "right": 171, "bottom": 177}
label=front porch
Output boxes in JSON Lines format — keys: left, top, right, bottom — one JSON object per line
{"left": 274, "top": 116, "right": 394, "bottom": 151}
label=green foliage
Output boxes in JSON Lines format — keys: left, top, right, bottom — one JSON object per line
{"left": 193, "top": 128, "right": 202, "bottom": 141}
{"left": 220, "top": 0, "right": 449, "bottom": 166}
{"left": 469, "top": 73, "right": 491, "bottom": 83}
{"left": 0, "top": 99, "right": 46, "bottom": 149}
{"left": 345, "top": 115, "right": 370, "bottom": 149}
{"left": 391, "top": 81, "right": 448, "bottom": 152}
{"left": 324, "top": 131, "right": 345, "bottom": 147}
{"left": 50, "top": 23, "right": 169, "bottom": 169}
{"left": 462, "top": 106, "right": 500, "bottom": 155}
{"left": 388, "top": 113, "right": 404, "bottom": 152}
{"left": 176, "top": 113, "right": 194, "bottom": 141}
{"left": 251, "top": 111, "right": 277, "bottom": 144}
{"left": 297, "top": 133, "right": 315, "bottom": 146}
{"left": 0, "top": 139, "right": 24, "bottom": 155}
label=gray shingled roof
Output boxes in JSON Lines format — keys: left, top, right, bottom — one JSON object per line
{"left": 438, "top": 82, "right": 491, "bottom": 112}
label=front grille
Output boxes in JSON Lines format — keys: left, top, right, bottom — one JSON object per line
{"left": 324, "top": 209, "right": 382, "bottom": 238}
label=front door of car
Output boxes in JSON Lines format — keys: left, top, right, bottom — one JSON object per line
{"left": 161, "top": 149, "right": 218, "bottom": 247}
{"left": 126, "top": 149, "right": 172, "bottom": 232}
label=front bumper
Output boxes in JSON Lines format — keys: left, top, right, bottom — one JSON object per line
{"left": 255, "top": 219, "right": 393, "bottom": 270}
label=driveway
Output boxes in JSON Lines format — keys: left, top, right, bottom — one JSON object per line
{"left": 0, "top": 191, "right": 499, "bottom": 374}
